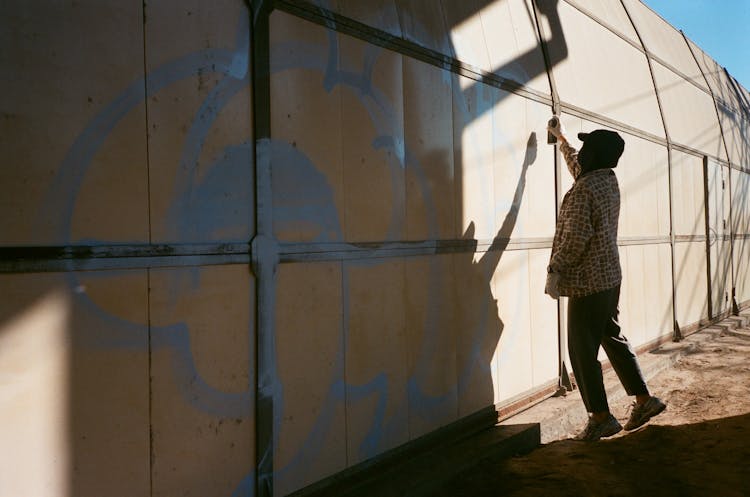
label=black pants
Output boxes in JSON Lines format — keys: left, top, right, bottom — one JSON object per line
{"left": 568, "top": 285, "right": 648, "bottom": 413}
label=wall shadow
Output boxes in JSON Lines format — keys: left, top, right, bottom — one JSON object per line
{"left": 451, "top": 133, "right": 538, "bottom": 414}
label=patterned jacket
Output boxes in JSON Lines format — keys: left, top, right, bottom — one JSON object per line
{"left": 548, "top": 141, "right": 622, "bottom": 297}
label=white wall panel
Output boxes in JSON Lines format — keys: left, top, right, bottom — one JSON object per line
{"left": 443, "top": 0, "right": 492, "bottom": 72}
{"left": 732, "top": 169, "right": 750, "bottom": 306}
{"left": 521, "top": 100, "right": 558, "bottom": 238}
{"left": 688, "top": 40, "right": 750, "bottom": 168}
{"left": 404, "top": 255, "right": 459, "bottom": 439}
{"left": 671, "top": 150, "right": 705, "bottom": 237}
{"left": 718, "top": 103, "right": 750, "bottom": 168}
{"left": 620, "top": 245, "right": 647, "bottom": 346}
{"left": 706, "top": 161, "right": 732, "bottom": 317}
{"left": 652, "top": 244, "right": 676, "bottom": 341}
{"left": 0, "top": 273, "right": 75, "bottom": 497}
{"left": 493, "top": 97, "right": 557, "bottom": 240}
{"left": 334, "top": 0, "right": 402, "bottom": 37}
{"left": 453, "top": 74, "right": 498, "bottom": 241}
{"left": 706, "top": 161, "right": 730, "bottom": 237}
{"left": 149, "top": 265, "right": 254, "bottom": 497}
{"left": 395, "top": 0, "right": 454, "bottom": 57}
{"left": 686, "top": 39, "right": 736, "bottom": 107}
{"left": 732, "top": 169, "right": 750, "bottom": 237}
{"left": 616, "top": 136, "right": 671, "bottom": 238}
{"left": 403, "top": 58, "right": 457, "bottom": 241}
{"left": 480, "top": 0, "right": 551, "bottom": 94}
{"left": 274, "top": 262, "right": 346, "bottom": 496}
{"left": 68, "top": 270, "right": 151, "bottom": 496}
{"left": 341, "top": 36, "right": 406, "bottom": 243}
{"left": 652, "top": 62, "right": 723, "bottom": 158}
{"left": 146, "top": 0, "right": 253, "bottom": 244}
{"left": 0, "top": 271, "right": 151, "bottom": 496}
{"left": 564, "top": 0, "right": 639, "bottom": 45}
{"left": 622, "top": 0, "right": 706, "bottom": 89}
{"left": 549, "top": 1, "right": 664, "bottom": 137}
{"left": 345, "top": 260, "right": 409, "bottom": 465}
{"left": 735, "top": 237, "right": 750, "bottom": 306}
{"left": 710, "top": 240, "right": 732, "bottom": 317}
{"left": 454, "top": 248, "right": 503, "bottom": 417}
{"left": 674, "top": 242, "right": 709, "bottom": 328}
{"left": 0, "top": 2, "right": 148, "bottom": 245}
{"left": 493, "top": 250, "right": 533, "bottom": 403}
{"left": 619, "top": 244, "right": 673, "bottom": 348}
{"left": 270, "top": 12, "right": 345, "bottom": 243}
{"left": 527, "top": 249, "right": 560, "bottom": 387}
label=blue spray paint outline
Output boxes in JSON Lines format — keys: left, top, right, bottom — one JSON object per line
{"left": 37, "top": 8, "right": 533, "bottom": 494}
{"left": 37, "top": 16, "right": 257, "bottom": 495}
{"left": 265, "top": 19, "right": 533, "bottom": 489}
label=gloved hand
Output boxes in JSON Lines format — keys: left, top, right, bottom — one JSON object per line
{"left": 547, "top": 115, "right": 566, "bottom": 142}
{"left": 545, "top": 271, "right": 561, "bottom": 300}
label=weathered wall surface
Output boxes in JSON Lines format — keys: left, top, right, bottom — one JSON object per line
{"left": 1, "top": 1, "right": 255, "bottom": 496}
{"left": 1, "top": 1, "right": 748, "bottom": 496}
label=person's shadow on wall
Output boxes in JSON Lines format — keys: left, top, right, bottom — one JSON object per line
{"left": 452, "top": 132, "right": 538, "bottom": 415}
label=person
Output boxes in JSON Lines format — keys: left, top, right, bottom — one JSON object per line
{"left": 545, "top": 117, "right": 666, "bottom": 441}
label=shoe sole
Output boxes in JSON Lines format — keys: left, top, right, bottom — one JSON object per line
{"left": 574, "top": 420, "right": 623, "bottom": 441}
{"left": 601, "top": 424, "right": 623, "bottom": 438}
{"left": 624, "top": 403, "right": 666, "bottom": 431}
{"left": 599, "top": 428, "right": 625, "bottom": 440}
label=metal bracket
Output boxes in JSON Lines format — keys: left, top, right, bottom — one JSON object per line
{"left": 555, "top": 360, "right": 575, "bottom": 397}
{"left": 673, "top": 320, "right": 683, "bottom": 342}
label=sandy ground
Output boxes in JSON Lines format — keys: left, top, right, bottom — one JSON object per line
{"left": 439, "top": 322, "right": 750, "bottom": 497}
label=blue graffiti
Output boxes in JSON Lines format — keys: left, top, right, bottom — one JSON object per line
{"left": 38, "top": 5, "right": 256, "bottom": 466}
{"left": 266, "top": 17, "right": 534, "bottom": 491}
{"left": 40, "top": 4, "right": 536, "bottom": 495}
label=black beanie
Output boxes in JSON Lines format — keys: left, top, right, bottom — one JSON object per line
{"left": 577, "top": 129, "right": 624, "bottom": 169}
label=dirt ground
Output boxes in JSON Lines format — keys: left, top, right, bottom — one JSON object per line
{"left": 440, "top": 322, "right": 750, "bottom": 497}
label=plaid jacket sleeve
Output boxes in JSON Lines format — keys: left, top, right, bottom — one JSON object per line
{"left": 549, "top": 186, "right": 593, "bottom": 274}
{"left": 560, "top": 140, "right": 582, "bottom": 180}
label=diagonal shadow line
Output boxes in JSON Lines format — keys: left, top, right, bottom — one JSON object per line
{"left": 457, "top": 0, "right": 566, "bottom": 124}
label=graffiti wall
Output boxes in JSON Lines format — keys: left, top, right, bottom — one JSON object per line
{"left": 1, "top": 1, "right": 255, "bottom": 496}
{"left": 1, "top": 1, "right": 748, "bottom": 496}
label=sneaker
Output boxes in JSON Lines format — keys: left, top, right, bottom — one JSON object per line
{"left": 574, "top": 413, "right": 623, "bottom": 441}
{"left": 624, "top": 396, "right": 666, "bottom": 431}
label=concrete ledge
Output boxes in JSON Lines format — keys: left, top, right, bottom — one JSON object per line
{"left": 292, "top": 422, "right": 540, "bottom": 497}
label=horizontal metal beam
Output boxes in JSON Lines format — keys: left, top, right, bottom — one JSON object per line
{"left": 618, "top": 236, "right": 671, "bottom": 246}
{"left": 278, "top": 237, "right": 554, "bottom": 263}
{"left": 0, "top": 243, "right": 251, "bottom": 273}
{"left": 0, "top": 234, "right": 685, "bottom": 272}
{"left": 274, "top": 0, "right": 552, "bottom": 106}
{"left": 559, "top": 102, "right": 668, "bottom": 147}
{"left": 674, "top": 235, "right": 707, "bottom": 243}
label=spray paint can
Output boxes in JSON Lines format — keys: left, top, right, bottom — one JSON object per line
{"left": 547, "top": 116, "right": 559, "bottom": 144}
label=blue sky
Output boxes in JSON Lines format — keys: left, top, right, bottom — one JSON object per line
{"left": 644, "top": 0, "right": 750, "bottom": 90}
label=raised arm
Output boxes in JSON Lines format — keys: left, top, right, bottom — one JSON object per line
{"left": 559, "top": 139, "right": 582, "bottom": 180}
{"left": 547, "top": 117, "right": 582, "bottom": 180}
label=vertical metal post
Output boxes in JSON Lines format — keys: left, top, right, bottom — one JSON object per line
{"left": 702, "top": 155, "right": 714, "bottom": 319}
{"left": 620, "top": 0, "right": 681, "bottom": 340}
{"left": 683, "top": 34, "right": 740, "bottom": 316}
{"left": 530, "top": 0, "right": 571, "bottom": 392}
{"left": 250, "top": 1, "right": 277, "bottom": 496}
